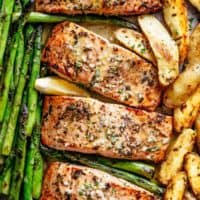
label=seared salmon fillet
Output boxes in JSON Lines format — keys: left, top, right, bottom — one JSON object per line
{"left": 40, "top": 162, "right": 160, "bottom": 200}
{"left": 42, "top": 96, "right": 172, "bottom": 163}
{"left": 42, "top": 22, "right": 161, "bottom": 111}
{"left": 35, "top": 0, "right": 162, "bottom": 16}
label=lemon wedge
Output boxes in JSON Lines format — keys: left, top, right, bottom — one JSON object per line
{"left": 35, "top": 76, "right": 90, "bottom": 97}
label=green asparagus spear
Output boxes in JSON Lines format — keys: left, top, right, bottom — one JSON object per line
{"left": 40, "top": 146, "right": 164, "bottom": 195}
{"left": 9, "top": 90, "right": 28, "bottom": 200}
{"left": 2, "top": 25, "right": 35, "bottom": 156}
{"left": 25, "top": 25, "right": 42, "bottom": 136}
{"left": 24, "top": 98, "right": 43, "bottom": 200}
{"left": 0, "top": 0, "right": 2, "bottom": 10}
{"left": 14, "top": 26, "right": 24, "bottom": 88}
{"left": 0, "top": 0, "right": 15, "bottom": 76}
{"left": 32, "top": 151, "right": 43, "bottom": 199}
{"left": 14, "top": 0, "right": 22, "bottom": 13}
{"left": 96, "top": 157, "right": 155, "bottom": 179}
{"left": 12, "top": 12, "right": 138, "bottom": 30}
{"left": 0, "top": 155, "right": 14, "bottom": 195}
{"left": 0, "top": 28, "right": 20, "bottom": 122}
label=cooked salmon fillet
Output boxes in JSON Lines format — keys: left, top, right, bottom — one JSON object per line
{"left": 41, "top": 96, "right": 172, "bottom": 163}
{"left": 42, "top": 22, "right": 161, "bottom": 111}
{"left": 35, "top": 0, "right": 162, "bottom": 16}
{"left": 40, "top": 162, "right": 160, "bottom": 200}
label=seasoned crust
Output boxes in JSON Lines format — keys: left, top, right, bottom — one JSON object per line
{"left": 40, "top": 162, "right": 160, "bottom": 200}
{"left": 41, "top": 96, "right": 172, "bottom": 163}
{"left": 35, "top": 0, "right": 162, "bottom": 16}
{"left": 42, "top": 22, "right": 161, "bottom": 111}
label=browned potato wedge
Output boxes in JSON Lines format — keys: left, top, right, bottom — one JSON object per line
{"left": 195, "top": 112, "right": 200, "bottom": 153}
{"left": 164, "top": 171, "right": 187, "bottom": 200}
{"left": 184, "top": 153, "right": 200, "bottom": 198}
{"left": 188, "top": 23, "right": 200, "bottom": 65}
{"left": 114, "top": 28, "right": 156, "bottom": 64}
{"left": 163, "top": 0, "right": 189, "bottom": 64}
{"left": 183, "top": 190, "right": 197, "bottom": 200}
{"left": 188, "top": 0, "right": 200, "bottom": 11}
{"left": 163, "top": 23, "right": 200, "bottom": 108}
{"left": 138, "top": 15, "right": 179, "bottom": 87}
{"left": 174, "top": 86, "right": 200, "bottom": 132}
{"left": 158, "top": 129, "right": 196, "bottom": 185}
{"left": 163, "top": 63, "right": 200, "bottom": 108}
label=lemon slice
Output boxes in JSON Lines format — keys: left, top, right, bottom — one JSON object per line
{"left": 35, "top": 76, "right": 90, "bottom": 97}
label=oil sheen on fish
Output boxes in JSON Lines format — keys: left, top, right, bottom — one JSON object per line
{"left": 42, "top": 96, "right": 172, "bottom": 163}
{"left": 40, "top": 162, "right": 160, "bottom": 200}
{"left": 35, "top": 0, "right": 162, "bottom": 16}
{"left": 42, "top": 22, "right": 161, "bottom": 111}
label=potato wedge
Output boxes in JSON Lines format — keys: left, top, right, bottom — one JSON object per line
{"left": 183, "top": 190, "right": 197, "bottom": 200}
{"left": 188, "top": 23, "right": 200, "bottom": 65}
{"left": 158, "top": 129, "right": 196, "bottom": 185}
{"left": 138, "top": 15, "right": 179, "bottom": 86}
{"left": 164, "top": 171, "right": 187, "bottom": 200}
{"left": 184, "top": 153, "right": 200, "bottom": 198}
{"left": 163, "top": 23, "right": 200, "bottom": 108}
{"left": 35, "top": 76, "right": 90, "bottom": 97}
{"left": 114, "top": 28, "right": 156, "bottom": 65}
{"left": 195, "top": 112, "right": 200, "bottom": 153}
{"left": 163, "top": 0, "right": 189, "bottom": 64}
{"left": 174, "top": 86, "right": 200, "bottom": 132}
{"left": 188, "top": 0, "right": 200, "bottom": 11}
{"left": 163, "top": 63, "right": 200, "bottom": 108}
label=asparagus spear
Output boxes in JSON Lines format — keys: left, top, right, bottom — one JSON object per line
{"left": 12, "top": 12, "right": 138, "bottom": 30}
{"left": 0, "top": 28, "right": 20, "bottom": 122}
{"left": 40, "top": 146, "right": 164, "bottom": 195}
{"left": 14, "top": 25, "right": 24, "bottom": 88}
{"left": 32, "top": 150, "right": 44, "bottom": 199}
{"left": 25, "top": 25, "right": 42, "bottom": 136}
{"left": 24, "top": 98, "right": 43, "bottom": 200}
{"left": 96, "top": 157, "right": 155, "bottom": 179}
{"left": 9, "top": 90, "right": 28, "bottom": 200}
{"left": 0, "top": 155, "right": 14, "bottom": 195}
{"left": 0, "top": 0, "right": 15, "bottom": 76}
{"left": 2, "top": 25, "right": 35, "bottom": 156}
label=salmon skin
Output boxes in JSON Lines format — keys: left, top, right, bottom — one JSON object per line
{"left": 35, "top": 0, "right": 162, "bottom": 16}
{"left": 42, "top": 96, "right": 172, "bottom": 163}
{"left": 40, "top": 162, "right": 160, "bottom": 200}
{"left": 42, "top": 22, "right": 161, "bottom": 111}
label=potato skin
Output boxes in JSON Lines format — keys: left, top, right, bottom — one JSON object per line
{"left": 184, "top": 153, "right": 200, "bottom": 199}
{"left": 163, "top": 24, "right": 200, "bottom": 108}
{"left": 114, "top": 28, "right": 156, "bottom": 65}
{"left": 158, "top": 129, "right": 196, "bottom": 185}
{"left": 138, "top": 15, "right": 179, "bottom": 87}
{"left": 163, "top": 0, "right": 189, "bottom": 64}
{"left": 188, "top": 24, "right": 200, "bottom": 65}
{"left": 195, "top": 112, "right": 200, "bottom": 153}
{"left": 174, "top": 87, "right": 200, "bottom": 132}
{"left": 188, "top": 0, "right": 200, "bottom": 11}
{"left": 163, "top": 171, "right": 187, "bottom": 200}
{"left": 163, "top": 63, "right": 200, "bottom": 108}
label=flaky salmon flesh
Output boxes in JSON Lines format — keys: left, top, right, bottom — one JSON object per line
{"left": 42, "top": 22, "right": 161, "bottom": 111}
{"left": 40, "top": 162, "right": 160, "bottom": 200}
{"left": 35, "top": 0, "right": 162, "bottom": 16}
{"left": 42, "top": 96, "right": 172, "bottom": 163}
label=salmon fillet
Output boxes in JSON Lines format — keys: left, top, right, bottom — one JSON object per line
{"left": 41, "top": 96, "right": 172, "bottom": 163}
{"left": 40, "top": 162, "right": 160, "bottom": 200}
{"left": 42, "top": 22, "right": 161, "bottom": 111}
{"left": 35, "top": 0, "right": 162, "bottom": 16}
